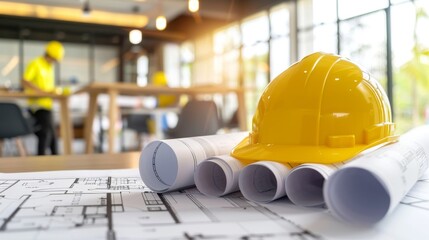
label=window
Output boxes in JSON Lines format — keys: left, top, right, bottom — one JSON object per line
{"left": 137, "top": 55, "right": 148, "bottom": 86}
{"left": 298, "top": 0, "right": 337, "bottom": 28}
{"left": 62, "top": 42, "right": 90, "bottom": 86}
{"left": 338, "top": 0, "right": 388, "bottom": 19}
{"left": 194, "top": 35, "right": 214, "bottom": 85}
{"left": 340, "top": 11, "right": 387, "bottom": 89}
{"left": 392, "top": 1, "right": 429, "bottom": 133}
{"left": 298, "top": 23, "right": 337, "bottom": 59}
{"left": 163, "top": 43, "right": 181, "bottom": 87}
{"left": 270, "top": 3, "right": 291, "bottom": 80}
{"left": 180, "top": 41, "right": 194, "bottom": 87}
{"left": 241, "top": 12, "right": 269, "bottom": 46}
{"left": 241, "top": 13, "right": 270, "bottom": 126}
{"left": 213, "top": 25, "right": 241, "bottom": 87}
{"left": 0, "top": 39, "right": 19, "bottom": 89}
{"left": 94, "top": 45, "right": 118, "bottom": 83}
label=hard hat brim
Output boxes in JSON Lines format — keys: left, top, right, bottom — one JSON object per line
{"left": 231, "top": 135, "right": 398, "bottom": 165}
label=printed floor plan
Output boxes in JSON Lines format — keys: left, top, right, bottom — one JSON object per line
{"left": 1, "top": 169, "right": 429, "bottom": 239}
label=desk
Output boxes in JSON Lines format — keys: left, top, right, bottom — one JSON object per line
{"left": 0, "top": 91, "right": 73, "bottom": 155}
{"left": 0, "top": 151, "right": 140, "bottom": 172}
{"left": 77, "top": 82, "right": 246, "bottom": 154}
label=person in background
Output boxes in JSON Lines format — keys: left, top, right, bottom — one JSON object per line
{"left": 22, "top": 41, "right": 65, "bottom": 155}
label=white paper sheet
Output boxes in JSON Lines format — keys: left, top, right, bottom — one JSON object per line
{"left": 239, "top": 161, "right": 291, "bottom": 203}
{"left": 0, "top": 169, "right": 323, "bottom": 240}
{"left": 139, "top": 132, "right": 247, "bottom": 192}
{"left": 285, "top": 163, "right": 340, "bottom": 207}
{"left": 194, "top": 155, "right": 244, "bottom": 197}
{"left": 324, "top": 125, "right": 429, "bottom": 224}
{"left": 2, "top": 168, "right": 429, "bottom": 239}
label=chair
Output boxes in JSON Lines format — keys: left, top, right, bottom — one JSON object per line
{"left": 121, "top": 113, "right": 152, "bottom": 151}
{"left": 166, "top": 99, "right": 221, "bottom": 138}
{"left": 0, "top": 102, "right": 33, "bottom": 156}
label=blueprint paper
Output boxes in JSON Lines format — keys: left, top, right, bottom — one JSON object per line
{"left": 139, "top": 132, "right": 247, "bottom": 192}
{"left": 239, "top": 161, "right": 291, "bottom": 203}
{"left": 286, "top": 163, "right": 341, "bottom": 207}
{"left": 325, "top": 125, "right": 429, "bottom": 224}
{"left": 285, "top": 145, "right": 385, "bottom": 207}
{"left": 194, "top": 155, "right": 244, "bottom": 197}
{"left": 1, "top": 168, "right": 429, "bottom": 239}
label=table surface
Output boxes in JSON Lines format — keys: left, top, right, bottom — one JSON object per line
{"left": 0, "top": 151, "right": 141, "bottom": 173}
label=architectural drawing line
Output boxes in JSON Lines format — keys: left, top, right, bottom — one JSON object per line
{"left": 0, "top": 194, "right": 30, "bottom": 231}
{"left": 0, "top": 180, "right": 18, "bottom": 194}
{"left": 107, "top": 192, "right": 116, "bottom": 240}
{"left": 159, "top": 193, "right": 180, "bottom": 223}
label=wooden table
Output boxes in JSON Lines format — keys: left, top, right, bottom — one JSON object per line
{"left": 77, "top": 82, "right": 247, "bottom": 154}
{"left": 0, "top": 151, "right": 140, "bottom": 173}
{"left": 0, "top": 91, "right": 73, "bottom": 155}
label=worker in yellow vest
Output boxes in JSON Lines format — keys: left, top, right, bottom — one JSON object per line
{"left": 22, "top": 41, "right": 64, "bottom": 155}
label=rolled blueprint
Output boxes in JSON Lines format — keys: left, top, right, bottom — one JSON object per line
{"left": 285, "top": 163, "right": 339, "bottom": 207}
{"left": 194, "top": 155, "right": 244, "bottom": 197}
{"left": 324, "top": 125, "right": 429, "bottom": 224}
{"left": 239, "top": 161, "right": 291, "bottom": 203}
{"left": 139, "top": 132, "right": 247, "bottom": 192}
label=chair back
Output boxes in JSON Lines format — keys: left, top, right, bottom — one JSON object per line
{"left": 0, "top": 102, "right": 33, "bottom": 139}
{"left": 168, "top": 100, "right": 220, "bottom": 138}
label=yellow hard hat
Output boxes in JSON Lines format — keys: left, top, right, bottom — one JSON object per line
{"left": 231, "top": 52, "right": 398, "bottom": 164}
{"left": 152, "top": 71, "right": 168, "bottom": 86}
{"left": 151, "top": 71, "right": 177, "bottom": 107}
{"left": 45, "top": 41, "right": 64, "bottom": 61}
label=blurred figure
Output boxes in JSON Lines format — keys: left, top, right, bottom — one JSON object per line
{"left": 22, "top": 41, "right": 64, "bottom": 155}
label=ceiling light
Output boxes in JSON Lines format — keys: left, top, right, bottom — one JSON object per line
{"left": 156, "top": 15, "right": 167, "bottom": 31}
{"left": 129, "top": 29, "right": 142, "bottom": 44}
{"left": 188, "top": 0, "right": 199, "bottom": 13}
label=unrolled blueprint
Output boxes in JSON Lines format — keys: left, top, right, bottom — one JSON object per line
{"left": 1, "top": 168, "right": 429, "bottom": 240}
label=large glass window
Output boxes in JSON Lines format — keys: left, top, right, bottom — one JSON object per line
{"left": 338, "top": 0, "right": 388, "bottom": 19}
{"left": 0, "top": 39, "right": 19, "bottom": 89}
{"left": 298, "top": 23, "right": 337, "bottom": 59}
{"left": 163, "top": 43, "right": 181, "bottom": 87}
{"left": 340, "top": 11, "right": 387, "bottom": 89}
{"left": 298, "top": 0, "right": 337, "bottom": 28}
{"left": 241, "top": 13, "right": 270, "bottom": 127}
{"left": 61, "top": 42, "right": 90, "bottom": 86}
{"left": 241, "top": 12, "right": 270, "bottom": 46}
{"left": 193, "top": 35, "right": 214, "bottom": 85}
{"left": 94, "top": 45, "right": 118, "bottom": 83}
{"left": 180, "top": 42, "right": 194, "bottom": 87}
{"left": 392, "top": 1, "right": 429, "bottom": 133}
{"left": 213, "top": 25, "right": 241, "bottom": 87}
{"left": 270, "top": 3, "right": 291, "bottom": 80}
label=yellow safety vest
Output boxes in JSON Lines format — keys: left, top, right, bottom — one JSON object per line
{"left": 23, "top": 56, "right": 55, "bottom": 110}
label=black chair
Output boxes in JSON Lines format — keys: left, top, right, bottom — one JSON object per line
{"left": 121, "top": 113, "right": 152, "bottom": 151}
{"left": 166, "top": 99, "right": 221, "bottom": 138}
{"left": 0, "top": 102, "right": 33, "bottom": 156}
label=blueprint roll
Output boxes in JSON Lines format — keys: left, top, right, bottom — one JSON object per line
{"left": 194, "top": 155, "right": 244, "bottom": 197}
{"left": 139, "top": 132, "right": 247, "bottom": 193}
{"left": 285, "top": 164, "right": 338, "bottom": 207}
{"left": 239, "top": 161, "right": 291, "bottom": 203}
{"left": 324, "top": 126, "right": 429, "bottom": 225}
